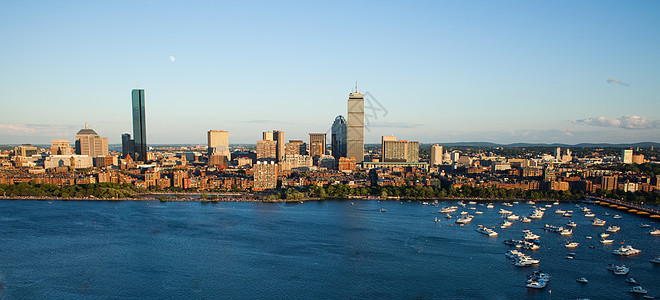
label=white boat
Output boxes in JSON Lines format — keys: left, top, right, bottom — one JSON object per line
{"left": 585, "top": 212, "right": 595, "bottom": 217}
{"left": 521, "top": 217, "right": 531, "bottom": 223}
{"left": 503, "top": 202, "right": 513, "bottom": 207}
{"left": 650, "top": 228, "right": 660, "bottom": 236}
{"left": 613, "top": 245, "right": 641, "bottom": 256}
{"left": 566, "top": 221, "right": 577, "bottom": 227}
{"left": 600, "top": 232, "right": 610, "bottom": 238}
{"left": 500, "top": 220, "right": 512, "bottom": 228}
{"left": 445, "top": 214, "right": 452, "bottom": 219}
{"left": 455, "top": 215, "right": 474, "bottom": 224}
{"left": 592, "top": 218, "right": 606, "bottom": 226}
{"left": 527, "top": 201, "right": 535, "bottom": 205}
{"left": 629, "top": 286, "right": 648, "bottom": 295}
{"left": 439, "top": 206, "right": 457, "bottom": 213}
{"left": 507, "top": 214, "right": 519, "bottom": 220}
{"left": 523, "top": 231, "right": 540, "bottom": 240}
{"left": 560, "top": 228, "right": 573, "bottom": 235}
{"left": 475, "top": 211, "right": 483, "bottom": 215}
{"left": 565, "top": 242, "right": 579, "bottom": 248}
{"left": 606, "top": 225, "right": 620, "bottom": 233}
{"left": 460, "top": 211, "right": 468, "bottom": 215}
{"left": 530, "top": 209, "right": 544, "bottom": 219}
{"left": 545, "top": 204, "right": 552, "bottom": 208}
{"left": 526, "top": 271, "right": 550, "bottom": 289}
{"left": 563, "top": 212, "right": 572, "bottom": 217}
{"left": 499, "top": 209, "right": 513, "bottom": 215}
{"left": 486, "top": 203, "right": 494, "bottom": 209}
{"left": 526, "top": 280, "right": 547, "bottom": 289}
{"left": 468, "top": 201, "right": 477, "bottom": 205}
{"left": 626, "top": 277, "right": 637, "bottom": 284}
{"left": 553, "top": 201, "right": 559, "bottom": 205}
{"left": 650, "top": 256, "right": 660, "bottom": 264}
{"left": 600, "top": 239, "right": 614, "bottom": 244}
{"left": 555, "top": 209, "right": 566, "bottom": 214}
{"left": 476, "top": 225, "right": 498, "bottom": 236}
{"left": 613, "top": 214, "right": 622, "bottom": 219}
{"left": 608, "top": 264, "right": 630, "bottom": 275}
{"left": 640, "top": 223, "right": 651, "bottom": 228}
{"left": 576, "top": 277, "right": 588, "bottom": 283}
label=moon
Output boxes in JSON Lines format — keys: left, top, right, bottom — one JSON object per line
{"left": 169, "top": 56, "right": 175, "bottom": 62}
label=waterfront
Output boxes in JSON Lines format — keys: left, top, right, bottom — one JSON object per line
{"left": 0, "top": 200, "right": 658, "bottom": 299}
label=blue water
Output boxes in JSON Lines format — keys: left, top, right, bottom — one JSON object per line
{"left": 0, "top": 199, "right": 658, "bottom": 299}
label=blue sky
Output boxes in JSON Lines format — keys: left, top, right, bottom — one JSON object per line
{"left": 1, "top": 1, "right": 659, "bottom": 145}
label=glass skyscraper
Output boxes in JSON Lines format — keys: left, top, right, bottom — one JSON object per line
{"left": 132, "top": 89, "right": 147, "bottom": 162}
{"left": 331, "top": 115, "right": 347, "bottom": 161}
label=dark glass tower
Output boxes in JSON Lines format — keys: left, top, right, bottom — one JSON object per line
{"left": 331, "top": 115, "right": 347, "bottom": 161}
{"left": 121, "top": 133, "right": 134, "bottom": 159}
{"left": 132, "top": 89, "right": 147, "bottom": 162}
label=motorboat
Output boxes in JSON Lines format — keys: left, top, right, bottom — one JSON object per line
{"left": 468, "top": 201, "right": 477, "bottom": 205}
{"left": 380, "top": 208, "right": 387, "bottom": 212}
{"left": 629, "top": 286, "right": 648, "bottom": 295}
{"left": 650, "top": 228, "right": 660, "bottom": 236}
{"left": 613, "top": 214, "right": 622, "bottom": 219}
{"left": 507, "top": 214, "right": 520, "bottom": 220}
{"left": 560, "top": 228, "right": 573, "bottom": 235}
{"left": 526, "top": 271, "right": 550, "bottom": 289}
{"left": 592, "top": 218, "right": 606, "bottom": 226}
{"left": 604, "top": 212, "right": 610, "bottom": 216}
{"left": 650, "top": 256, "right": 660, "bottom": 264}
{"left": 640, "top": 223, "right": 651, "bottom": 228}
{"left": 585, "top": 212, "right": 595, "bottom": 217}
{"left": 600, "top": 232, "right": 610, "bottom": 238}
{"left": 455, "top": 215, "right": 474, "bottom": 224}
{"left": 500, "top": 220, "right": 512, "bottom": 228}
{"left": 563, "top": 212, "right": 572, "bottom": 217}
{"left": 445, "top": 214, "right": 452, "bottom": 219}
{"left": 439, "top": 206, "right": 457, "bottom": 213}
{"left": 486, "top": 203, "right": 494, "bottom": 209}
{"left": 566, "top": 221, "right": 577, "bottom": 227}
{"left": 606, "top": 225, "right": 621, "bottom": 233}
{"left": 530, "top": 209, "right": 544, "bottom": 219}
{"left": 565, "top": 242, "right": 579, "bottom": 248}
{"left": 612, "top": 245, "right": 641, "bottom": 256}
{"left": 521, "top": 217, "right": 531, "bottom": 223}
{"left": 460, "top": 211, "right": 468, "bottom": 215}
{"left": 503, "top": 202, "right": 513, "bottom": 207}
{"left": 523, "top": 231, "right": 540, "bottom": 240}
{"left": 499, "top": 209, "right": 513, "bottom": 215}
{"left": 608, "top": 264, "right": 630, "bottom": 275}
{"left": 555, "top": 209, "right": 566, "bottom": 214}
{"left": 576, "top": 277, "right": 588, "bottom": 283}
{"left": 626, "top": 277, "right": 637, "bottom": 284}
{"left": 476, "top": 225, "right": 498, "bottom": 237}
{"left": 474, "top": 210, "right": 483, "bottom": 215}
{"left": 600, "top": 238, "right": 614, "bottom": 244}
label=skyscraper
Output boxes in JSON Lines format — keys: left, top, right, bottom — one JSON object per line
{"left": 309, "top": 133, "right": 326, "bottom": 158}
{"left": 430, "top": 144, "right": 443, "bottom": 166}
{"left": 208, "top": 130, "right": 229, "bottom": 155}
{"left": 347, "top": 86, "right": 364, "bottom": 163}
{"left": 331, "top": 115, "right": 347, "bottom": 161}
{"left": 121, "top": 133, "right": 134, "bottom": 159}
{"left": 132, "top": 89, "right": 147, "bottom": 162}
{"left": 273, "top": 130, "right": 285, "bottom": 163}
{"left": 75, "top": 123, "right": 108, "bottom": 158}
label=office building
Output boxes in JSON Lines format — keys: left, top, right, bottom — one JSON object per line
{"left": 347, "top": 87, "right": 364, "bottom": 163}
{"left": 132, "top": 89, "right": 147, "bottom": 162}
{"left": 382, "top": 137, "right": 419, "bottom": 163}
{"left": 121, "top": 133, "right": 134, "bottom": 159}
{"left": 51, "top": 140, "right": 73, "bottom": 155}
{"left": 208, "top": 130, "right": 229, "bottom": 154}
{"left": 257, "top": 139, "right": 277, "bottom": 161}
{"left": 309, "top": 133, "right": 326, "bottom": 158}
{"left": 273, "top": 130, "right": 285, "bottom": 163}
{"left": 331, "top": 115, "right": 347, "bottom": 161}
{"left": 621, "top": 149, "right": 633, "bottom": 164}
{"left": 381, "top": 136, "right": 397, "bottom": 161}
{"left": 555, "top": 147, "right": 561, "bottom": 161}
{"left": 285, "top": 140, "right": 306, "bottom": 156}
{"left": 14, "top": 144, "right": 38, "bottom": 157}
{"left": 430, "top": 144, "right": 443, "bottom": 166}
{"left": 75, "top": 123, "right": 108, "bottom": 158}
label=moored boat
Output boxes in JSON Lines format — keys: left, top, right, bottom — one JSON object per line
{"left": 592, "top": 218, "right": 606, "bottom": 226}
{"left": 612, "top": 245, "right": 641, "bottom": 256}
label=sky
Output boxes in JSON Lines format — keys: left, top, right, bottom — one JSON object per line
{"left": 1, "top": 1, "right": 659, "bottom": 145}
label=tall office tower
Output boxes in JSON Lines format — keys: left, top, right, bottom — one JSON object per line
{"left": 75, "top": 123, "right": 108, "bottom": 158}
{"left": 331, "top": 115, "right": 347, "bottom": 161}
{"left": 382, "top": 138, "right": 419, "bottom": 163}
{"left": 347, "top": 86, "right": 364, "bottom": 163}
{"left": 430, "top": 144, "right": 443, "bottom": 166}
{"left": 257, "top": 139, "right": 277, "bottom": 161}
{"left": 555, "top": 147, "right": 561, "bottom": 161}
{"left": 273, "top": 130, "right": 285, "bottom": 163}
{"left": 132, "top": 89, "right": 147, "bottom": 162}
{"left": 51, "top": 139, "right": 73, "bottom": 155}
{"left": 309, "top": 133, "right": 326, "bottom": 158}
{"left": 121, "top": 133, "right": 134, "bottom": 159}
{"left": 208, "top": 130, "right": 229, "bottom": 154}
{"left": 621, "top": 149, "right": 633, "bottom": 164}
{"left": 381, "top": 136, "right": 397, "bottom": 161}
{"left": 263, "top": 131, "right": 274, "bottom": 141}
{"left": 285, "top": 140, "right": 306, "bottom": 156}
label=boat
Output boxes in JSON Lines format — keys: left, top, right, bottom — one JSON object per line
{"left": 439, "top": 206, "right": 458, "bottom": 213}
{"left": 521, "top": 217, "right": 531, "bottom": 223}
{"left": 613, "top": 214, "right": 622, "bottom": 219}
{"left": 475, "top": 210, "right": 483, "bottom": 215}
{"left": 503, "top": 202, "right": 513, "bottom": 207}
{"left": 600, "top": 232, "right": 610, "bottom": 238}
{"left": 476, "top": 225, "right": 498, "bottom": 236}
{"left": 576, "top": 277, "right": 588, "bottom": 283}
{"left": 592, "top": 218, "right": 606, "bottom": 226}
{"left": 530, "top": 209, "right": 544, "bottom": 219}
{"left": 563, "top": 212, "right": 572, "bottom": 217}
{"left": 607, "top": 225, "right": 621, "bottom": 233}
{"left": 650, "top": 256, "right": 660, "bottom": 264}
{"left": 545, "top": 204, "right": 552, "bottom": 208}
{"left": 527, "top": 201, "right": 535, "bottom": 205}
{"left": 612, "top": 245, "right": 641, "bottom": 256}
{"left": 566, "top": 221, "right": 577, "bottom": 227}
{"left": 523, "top": 231, "right": 540, "bottom": 240}
{"left": 499, "top": 209, "right": 512, "bottom": 215}
{"left": 560, "top": 228, "right": 573, "bottom": 235}
{"left": 604, "top": 212, "right": 610, "bottom": 216}
{"left": 629, "top": 286, "right": 648, "bottom": 295}
{"left": 640, "top": 223, "right": 651, "bottom": 228}
{"left": 650, "top": 228, "right": 660, "bottom": 236}
{"left": 486, "top": 203, "right": 494, "bottom": 209}
{"left": 445, "top": 214, "right": 452, "bottom": 219}
{"left": 565, "top": 242, "right": 579, "bottom": 248}
{"left": 526, "top": 271, "right": 550, "bottom": 289}
{"left": 555, "top": 209, "right": 566, "bottom": 214}
{"left": 608, "top": 264, "right": 630, "bottom": 275}
{"left": 500, "top": 220, "right": 512, "bottom": 228}
{"left": 507, "top": 214, "right": 519, "bottom": 220}
{"left": 455, "top": 215, "right": 474, "bottom": 224}
{"left": 585, "top": 212, "right": 595, "bottom": 217}
{"left": 460, "top": 211, "right": 468, "bottom": 215}
{"left": 513, "top": 201, "right": 519, "bottom": 204}
{"left": 468, "top": 201, "right": 477, "bottom": 205}
{"left": 626, "top": 277, "right": 638, "bottom": 284}
{"left": 380, "top": 208, "right": 387, "bottom": 212}
{"left": 600, "top": 239, "right": 614, "bottom": 244}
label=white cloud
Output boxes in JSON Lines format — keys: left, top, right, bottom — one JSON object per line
{"left": 573, "top": 115, "right": 658, "bottom": 129}
{"left": 606, "top": 78, "right": 628, "bottom": 86}
{"left": 0, "top": 124, "right": 36, "bottom": 136}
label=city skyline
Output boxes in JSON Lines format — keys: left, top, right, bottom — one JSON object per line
{"left": 1, "top": 1, "right": 659, "bottom": 145}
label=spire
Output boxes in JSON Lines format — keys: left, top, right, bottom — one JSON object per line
{"left": 85, "top": 122, "right": 88, "bottom": 129}
{"left": 355, "top": 81, "right": 358, "bottom": 93}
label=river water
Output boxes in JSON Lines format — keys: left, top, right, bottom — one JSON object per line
{"left": 0, "top": 199, "right": 658, "bottom": 299}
